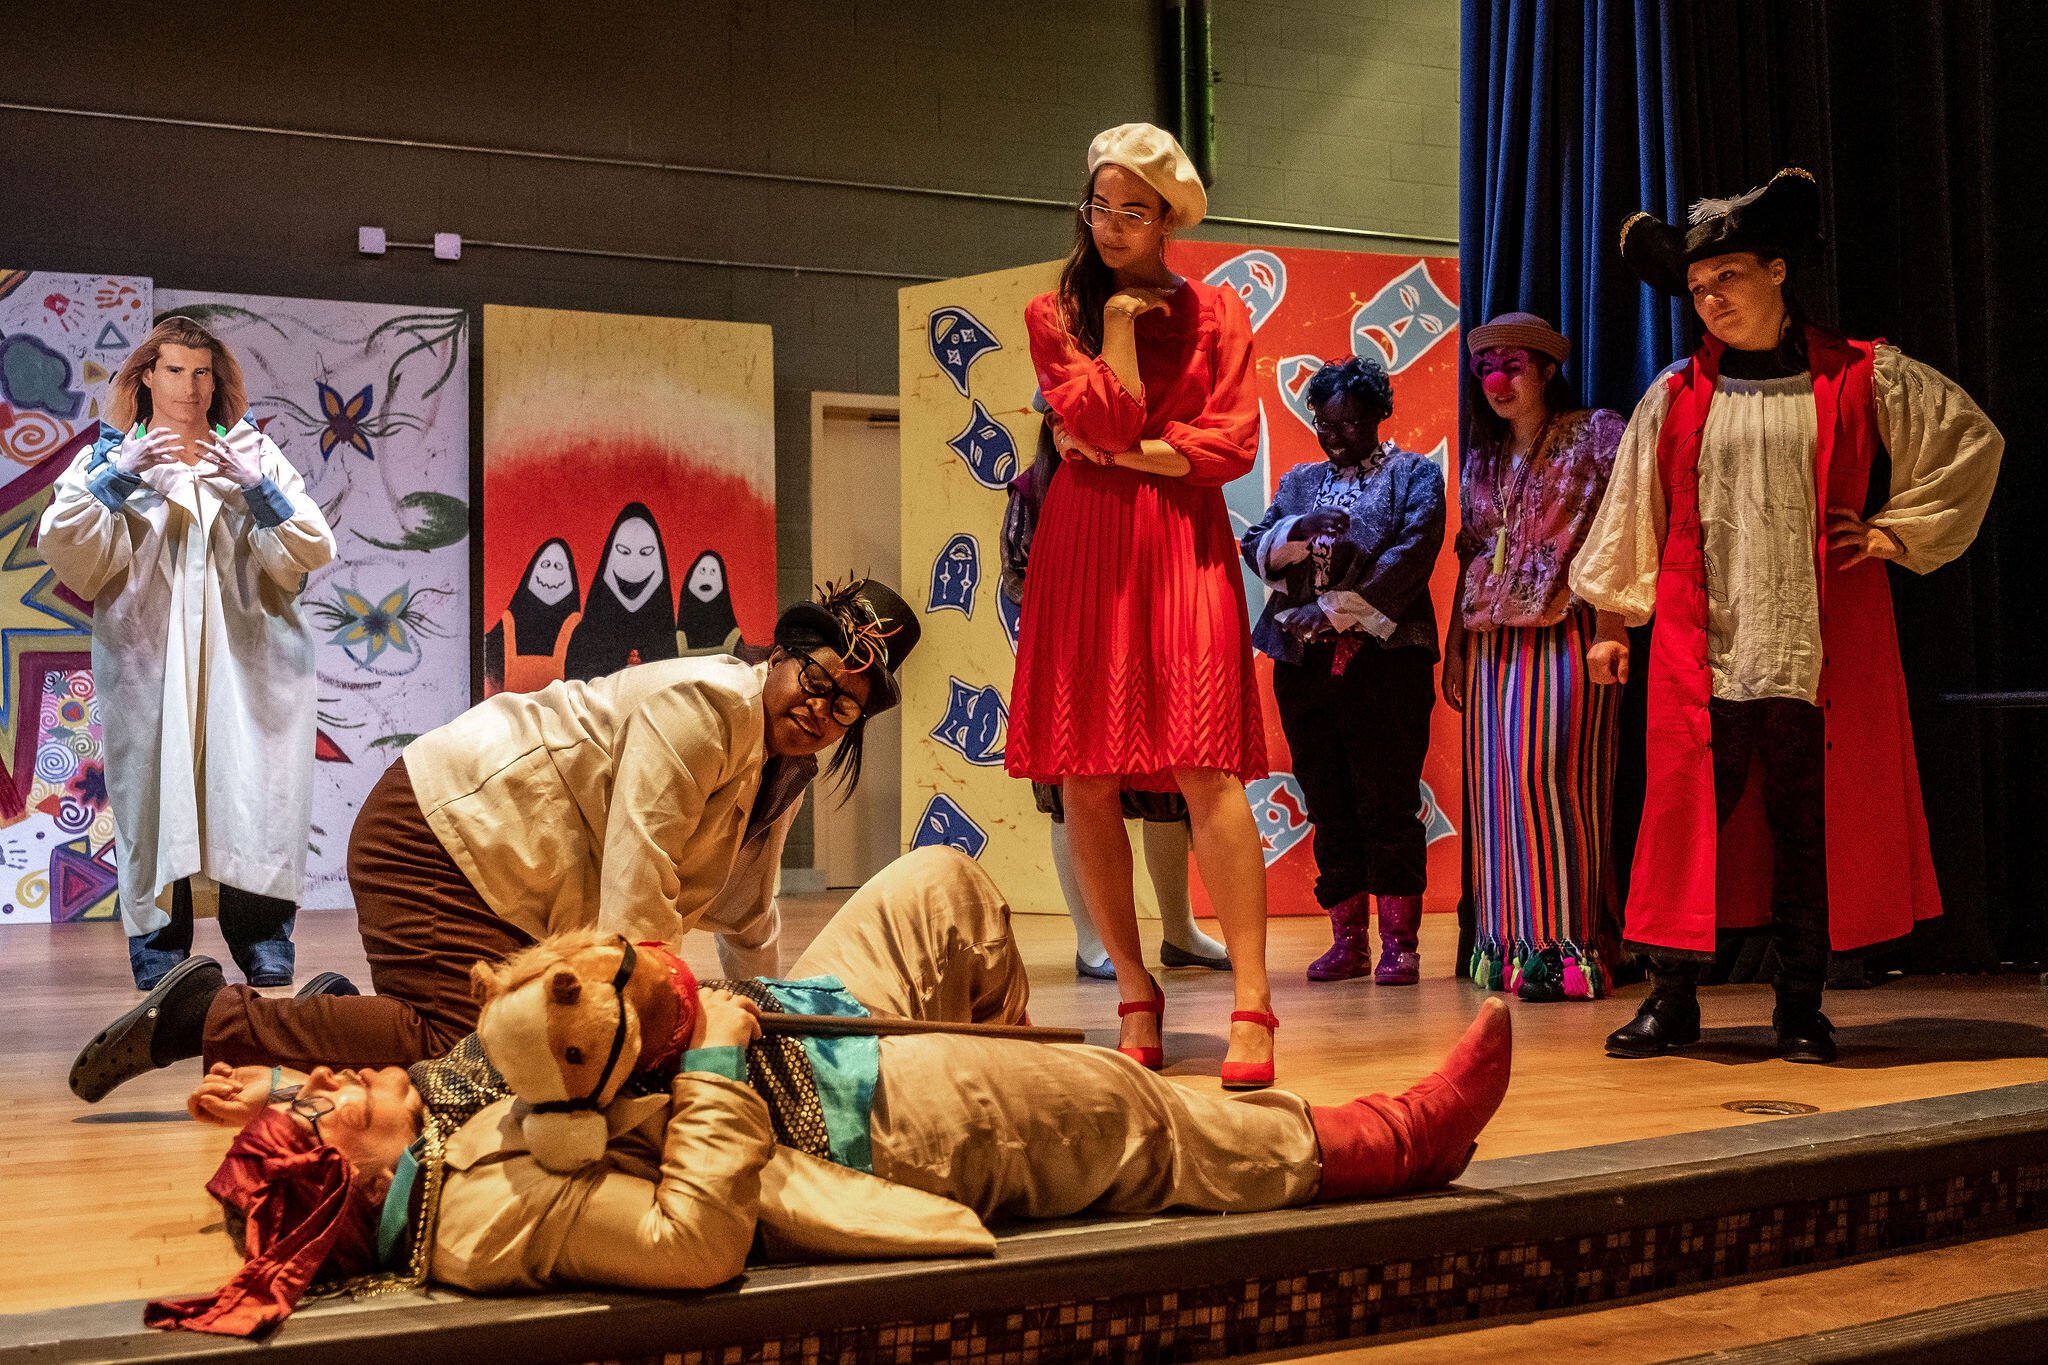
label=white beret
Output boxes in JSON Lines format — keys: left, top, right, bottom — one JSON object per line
{"left": 1086, "top": 122, "right": 1207, "bottom": 228}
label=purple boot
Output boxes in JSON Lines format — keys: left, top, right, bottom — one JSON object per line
{"left": 1374, "top": 894, "right": 1422, "bottom": 985}
{"left": 1306, "top": 890, "right": 1374, "bottom": 981}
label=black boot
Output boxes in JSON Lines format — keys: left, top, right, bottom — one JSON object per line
{"left": 1516, "top": 946, "right": 1567, "bottom": 1003}
{"left": 1773, "top": 998, "right": 1837, "bottom": 1064}
{"left": 1604, "top": 994, "right": 1702, "bottom": 1057}
{"left": 1605, "top": 960, "right": 1702, "bottom": 1058}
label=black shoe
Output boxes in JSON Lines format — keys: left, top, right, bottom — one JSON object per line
{"left": 1604, "top": 994, "right": 1702, "bottom": 1058}
{"left": 1160, "top": 939, "right": 1231, "bottom": 971}
{"left": 1774, "top": 1007, "right": 1837, "bottom": 1063}
{"left": 1075, "top": 952, "right": 1118, "bottom": 981}
{"left": 295, "top": 971, "right": 360, "bottom": 999}
{"left": 1516, "top": 947, "right": 1567, "bottom": 1003}
{"left": 69, "top": 956, "right": 224, "bottom": 1102}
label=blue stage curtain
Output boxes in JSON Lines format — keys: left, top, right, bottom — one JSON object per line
{"left": 1458, "top": 0, "right": 1687, "bottom": 414}
{"left": 1462, "top": 0, "right": 2048, "bottom": 969}
{"left": 1456, "top": 0, "right": 1690, "bottom": 959}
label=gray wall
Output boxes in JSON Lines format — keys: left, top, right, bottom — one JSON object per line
{"left": 0, "top": 0, "right": 1458, "bottom": 864}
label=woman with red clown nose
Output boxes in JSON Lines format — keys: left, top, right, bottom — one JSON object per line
{"left": 1443, "top": 313, "right": 1627, "bottom": 1003}
{"left": 1573, "top": 168, "right": 2004, "bottom": 1063}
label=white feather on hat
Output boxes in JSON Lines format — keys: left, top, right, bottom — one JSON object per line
{"left": 1086, "top": 122, "right": 1207, "bottom": 227}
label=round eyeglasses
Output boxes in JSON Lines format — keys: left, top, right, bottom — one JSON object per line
{"left": 269, "top": 1084, "right": 337, "bottom": 1142}
{"left": 1079, "top": 202, "right": 1161, "bottom": 230}
{"left": 793, "top": 651, "right": 866, "bottom": 727}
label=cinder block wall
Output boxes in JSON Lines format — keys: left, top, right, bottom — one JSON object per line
{"left": 0, "top": 0, "right": 1458, "bottom": 865}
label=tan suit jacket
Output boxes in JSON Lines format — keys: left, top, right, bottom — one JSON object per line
{"left": 403, "top": 657, "right": 792, "bottom": 956}
{"left": 431, "top": 1074, "right": 994, "bottom": 1294}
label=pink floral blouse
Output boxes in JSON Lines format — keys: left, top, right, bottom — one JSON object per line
{"left": 1456, "top": 407, "right": 1625, "bottom": 631}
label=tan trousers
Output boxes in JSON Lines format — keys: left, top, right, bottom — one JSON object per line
{"left": 791, "top": 846, "right": 1322, "bottom": 1218}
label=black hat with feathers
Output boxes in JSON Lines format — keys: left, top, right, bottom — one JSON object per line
{"left": 1619, "top": 166, "right": 1824, "bottom": 297}
{"left": 772, "top": 578, "right": 919, "bottom": 715}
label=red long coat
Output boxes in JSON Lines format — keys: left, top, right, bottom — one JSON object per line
{"left": 1625, "top": 329, "right": 1942, "bottom": 957}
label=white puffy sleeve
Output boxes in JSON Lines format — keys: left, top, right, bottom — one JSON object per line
{"left": 1568, "top": 375, "right": 1674, "bottom": 626}
{"left": 1866, "top": 345, "right": 2004, "bottom": 574}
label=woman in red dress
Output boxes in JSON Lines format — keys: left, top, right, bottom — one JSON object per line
{"left": 1005, "top": 123, "right": 1276, "bottom": 1087}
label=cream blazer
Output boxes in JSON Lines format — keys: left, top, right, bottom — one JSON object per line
{"left": 37, "top": 420, "right": 335, "bottom": 934}
{"left": 431, "top": 1075, "right": 994, "bottom": 1294}
{"left": 402, "top": 657, "right": 797, "bottom": 969}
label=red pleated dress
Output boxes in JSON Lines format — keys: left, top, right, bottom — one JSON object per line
{"left": 1005, "top": 278, "right": 1267, "bottom": 792}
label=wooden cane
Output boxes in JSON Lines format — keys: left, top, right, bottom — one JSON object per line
{"left": 758, "top": 1013, "right": 1087, "bottom": 1044}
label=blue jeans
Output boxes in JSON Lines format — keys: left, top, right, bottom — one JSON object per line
{"left": 127, "top": 878, "right": 297, "bottom": 989}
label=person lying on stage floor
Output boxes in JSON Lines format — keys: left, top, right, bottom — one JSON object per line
{"left": 151, "top": 847, "right": 1513, "bottom": 1337}
{"left": 70, "top": 579, "right": 921, "bottom": 1101}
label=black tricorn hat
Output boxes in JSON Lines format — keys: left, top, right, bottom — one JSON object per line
{"left": 772, "top": 577, "right": 921, "bottom": 716}
{"left": 1619, "top": 166, "right": 1824, "bottom": 296}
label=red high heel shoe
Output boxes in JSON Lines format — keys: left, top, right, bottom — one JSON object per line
{"left": 1220, "top": 1009, "right": 1278, "bottom": 1090}
{"left": 1116, "top": 975, "right": 1166, "bottom": 1070}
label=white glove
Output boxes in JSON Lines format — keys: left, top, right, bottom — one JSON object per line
{"left": 112, "top": 426, "right": 186, "bottom": 479}
{"left": 195, "top": 432, "right": 268, "bottom": 491}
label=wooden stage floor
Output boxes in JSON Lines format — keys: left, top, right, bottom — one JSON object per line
{"left": 5, "top": 895, "right": 2045, "bottom": 1316}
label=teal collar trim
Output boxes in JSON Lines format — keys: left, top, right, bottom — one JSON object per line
{"left": 376, "top": 1142, "right": 423, "bottom": 1268}
{"left": 758, "top": 975, "right": 877, "bottom": 1173}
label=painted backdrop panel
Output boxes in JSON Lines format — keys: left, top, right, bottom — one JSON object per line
{"left": 481, "top": 306, "right": 775, "bottom": 697}
{"left": 900, "top": 245, "right": 1463, "bottom": 918}
{"left": 156, "top": 290, "right": 472, "bottom": 910}
{"left": 0, "top": 270, "right": 151, "bottom": 924}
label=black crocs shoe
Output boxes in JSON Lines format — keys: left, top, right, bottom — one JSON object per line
{"left": 1604, "top": 993, "right": 1702, "bottom": 1058}
{"left": 294, "top": 971, "right": 360, "bottom": 999}
{"left": 69, "top": 956, "right": 224, "bottom": 1102}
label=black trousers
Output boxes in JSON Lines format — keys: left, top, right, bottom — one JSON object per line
{"left": 1652, "top": 697, "right": 1829, "bottom": 1010}
{"left": 1274, "top": 640, "right": 1436, "bottom": 906}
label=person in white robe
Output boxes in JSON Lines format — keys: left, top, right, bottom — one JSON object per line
{"left": 39, "top": 315, "right": 336, "bottom": 989}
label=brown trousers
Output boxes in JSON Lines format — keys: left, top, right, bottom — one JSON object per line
{"left": 202, "top": 759, "right": 533, "bottom": 1069}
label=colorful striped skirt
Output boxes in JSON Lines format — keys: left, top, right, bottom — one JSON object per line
{"left": 1463, "top": 609, "right": 1620, "bottom": 997}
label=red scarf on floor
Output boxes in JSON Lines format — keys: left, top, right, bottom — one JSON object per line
{"left": 146, "top": 1110, "right": 379, "bottom": 1337}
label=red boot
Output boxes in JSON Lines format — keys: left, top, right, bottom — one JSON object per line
{"left": 1309, "top": 998, "right": 1511, "bottom": 1200}
{"left": 1306, "top": 891, "right": 1374, "bottom": 982}
{"left": 1374, "top": 894, "right": 1422, "bottom": 986}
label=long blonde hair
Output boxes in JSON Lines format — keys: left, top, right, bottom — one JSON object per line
{"left": 106, "top": 315, "right": 249, "bottom": 431}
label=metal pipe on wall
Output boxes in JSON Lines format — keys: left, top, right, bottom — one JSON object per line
{"left": 383, "top": 237, "right": 944, "bottom": 283}
{"left": 0, "top": 101, "right": 1456, "bottom": 248}
{"left": 1160, "top": 0, "right": 1217, "bottom": 185}
{"left": 1189, "top": 0, "right": 1217, "bottom": 185}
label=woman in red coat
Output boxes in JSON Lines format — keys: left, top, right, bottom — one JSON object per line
{"left": 1005, "top": 123, "right": 1275, "bottom": 1088}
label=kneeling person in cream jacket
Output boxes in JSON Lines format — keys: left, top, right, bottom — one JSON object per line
{"left": 69, "top": 580, "right": 920, "bottom": 1100}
